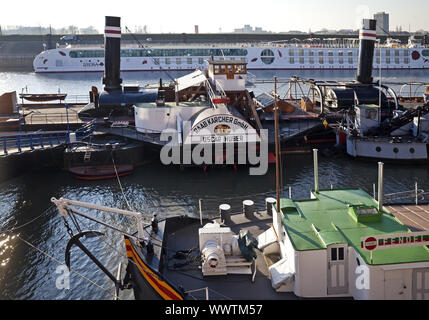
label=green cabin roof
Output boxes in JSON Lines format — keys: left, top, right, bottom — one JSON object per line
{"left": 279, "top": 188, "right": 429, "bottom": 266}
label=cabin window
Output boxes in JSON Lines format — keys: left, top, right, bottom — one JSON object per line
{"left": 422, "top": 50, "right": 429, "bottom": 57}
{"left": 234, "top": 64, "right": 246, "bottom": 74}
{"left": 309, "top": 58, "right": 314, "bottom": 64}
{"left": 69, "top": 50, "right": 104, "bottom": 58}
{"left": 299, "top": 49, "right": 304, "bottom": 56}
{"left": 289, "top": 57, "right": 295, "bottom": 64}
{"left": 331, "top": 248, "right": 337, "bottom": 261}
{"left": 176, "top": 58, "right": 181, "bottom": 64}
{"left": 318, "top": 51, "right": 324, "bottom": 56}
{"left": 395, "top": 50, "right": 400, "bottom": 56}
{"left": 386, "top": 58, "right": 391, "bottom": 64}
{"left": 395, "top": 58, "right": 400, "bottom": 64}
{"left": 187, "top": 57, "right": 192, "bottom": 64}
{"left": 214, "top": 65, "right": 221, "bottom": 74}
{"left": 198, "top": 58, "right": 204, "bottom": 64}
{"left": 289, "top": 49, "right": 294, "bottom": 56}
{"left": 403, "top": 50, "right": 409, "bottom": 56}
{"left": 299, "top": 57, "right": 304, "bottom": 64}
{"left": 404, "top": 58, "right": 410, "bottom": 64}
{"left": 329, "top": 58, "right": 333, "bottom": 64}
{"left": 339, "top": 58, "right": 344, "bottom": 64}
{"left": 165, "top": 58, "right": 171, "bottom": 64}
{"left": 348, "top": 58, "right": 353, "bottom": 64}
{"left": 366, "top": 109, "right": 377, "bottom": 120}
{"left": 375, "top": 49, "right": 380, "bottom": 56}
{"left": 309, "top": 50, "right": 314, "bottom": 56}
{"left": 393, "top": 147, "right": 399, "bottom": 153}
{"left": 338, "top": 51, "right": 343, "bottom": 56}
{"left": 376, "top": 146, "right": 381, "bottom": 152}
{"left": 153, "top": 58, "right": 159, "bottom": 65}
{"left": 338, "top": 248, "right": 344, "bottom": 260}
{"left": 328, "top": 51, "right": 333, "bottom": 56}
{"left": 376, "top": 58, "right": 380, "bottom": 64}
{"left": 319, "top": 58, "right": 324, "bottom": 64}
{"left": 385, "top": 50, "right": 390, "bottom": 56}
{"left": 410, "top": 148, "right": 415, "bottom": 153}
{"left": 261, "top": 49, "right": 275, "bottom": 64}
{"left": 347, "top": 51, "right": 353, "bottom": 56}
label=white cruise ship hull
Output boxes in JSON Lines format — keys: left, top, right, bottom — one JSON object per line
{"left": 33, "top": 45, "right": 429, "bottom": 73}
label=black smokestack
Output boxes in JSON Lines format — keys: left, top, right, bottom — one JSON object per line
{"left": 102, "top": 16, "right": 122, "bottom": 93}
{"left": 356, "top": 19, "right": 377, "bottom": 84}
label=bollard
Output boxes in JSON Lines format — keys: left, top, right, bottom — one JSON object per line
{"left": 243, "top": 200, "right": 255, "bottom": 219}
{"left": 219, "top": 204, "right": 231, "bottom": 224}
{"left": 265, "top": 197, "right": 276, "bottom": 216}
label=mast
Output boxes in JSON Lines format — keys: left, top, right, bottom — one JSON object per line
{"left": 274, "top": 76, "right": 280, "bottom": 208}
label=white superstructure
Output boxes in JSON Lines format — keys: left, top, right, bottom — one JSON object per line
{"left": 33, "top": 41, "right": 429, "bottom": 73}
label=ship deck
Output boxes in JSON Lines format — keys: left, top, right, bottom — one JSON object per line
{"left": 160, "top": 212, "right": 298, "bottom": 300}
{"left": 386, "top": 204, "right": 429, "bottom": 232}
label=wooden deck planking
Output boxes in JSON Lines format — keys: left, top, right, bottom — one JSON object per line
{"left": 386, "top": 204, "right": 429, "bottom": 231}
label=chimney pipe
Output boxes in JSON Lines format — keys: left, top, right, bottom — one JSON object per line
{"left": 102, "top": 16, "right": 122, "bottom": 93}
{"left": 313, "top": 149, "right": 319, "bottom": 193}
{"left": 378, "top": 162, "right": 384, "bottom": 211}
{"left": 356, "top": 19, "right": 377, "bottom": 85}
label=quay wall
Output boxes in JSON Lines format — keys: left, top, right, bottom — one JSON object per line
{"left": 0, "top": 33, "right": 413, "bottom": 70}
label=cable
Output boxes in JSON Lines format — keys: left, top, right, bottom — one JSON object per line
{"left": 0, "top": 204, "right": 55, "bottom": 235}
{"left": 15, "top": 234, "right": 120, "bottom": 300}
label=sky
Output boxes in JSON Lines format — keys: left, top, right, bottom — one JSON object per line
{"left": 1, "top": 0, "right": 428, "bottom": 33}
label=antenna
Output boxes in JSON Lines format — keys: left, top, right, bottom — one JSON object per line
{"left": 274, "top": 76, "right": 280, "bottom": 208}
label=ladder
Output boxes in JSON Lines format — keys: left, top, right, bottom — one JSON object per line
{"left": 83, "top": 150, "right": 91, "bottom": 162}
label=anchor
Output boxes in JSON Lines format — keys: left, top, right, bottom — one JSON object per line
{"left": 65, "top": 230, "right": 132, "bottom": 297}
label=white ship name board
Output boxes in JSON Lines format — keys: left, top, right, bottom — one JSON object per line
{"left": 360, "top": 231, "right": 429, "bottom": 252}
{"left": 185, "top": 114, "right": 260, "bottom": 144}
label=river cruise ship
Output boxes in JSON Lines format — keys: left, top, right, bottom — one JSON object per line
{"left": 33, "top": 39, "right": 429, "bottom": 73}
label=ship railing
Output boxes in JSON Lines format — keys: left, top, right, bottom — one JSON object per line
{"left": 0, "top": 130, "right": 88, "bottom": 155}
{"left": 380, "top": 182, "right": 425, "bottom": 205}
{"left": 214, "top": 80, "right": 227, "bottom": 98}
{"left": 100, "top": 124, "right": 164, "bottom": 143}
{"left": 24, "top": 112, "right": 81, "bottom": 125}
{"left": 205, "top": 80, "right": 220, "bottom": 108}
{"left": 19, "top": 94, "right": 90, "bottom": 105}
{"left": 398, "top": 82, "right": 429, "bottom": 100}
{"left": 64, "top": 94, "right": 90, "bottom": 104}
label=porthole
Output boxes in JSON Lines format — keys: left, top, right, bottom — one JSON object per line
{"left": 393, "top": 147, "right": 399, "bottom": 153}
{"left": 410, "top": 148, "right": 415, "bottom": 154}
{"left": 260, "top": 49, "right": 274, "bottom": 65}
{"left": 376, "top": 146, "right": 381, "bottom": 152}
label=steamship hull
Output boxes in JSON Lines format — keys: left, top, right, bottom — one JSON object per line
{"left": 339, "top": 133, "right": 429, "bottom": 163}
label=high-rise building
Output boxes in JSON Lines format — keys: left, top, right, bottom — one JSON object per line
{"left": 374, "top": 12, "right": 389, "bottom": 35}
